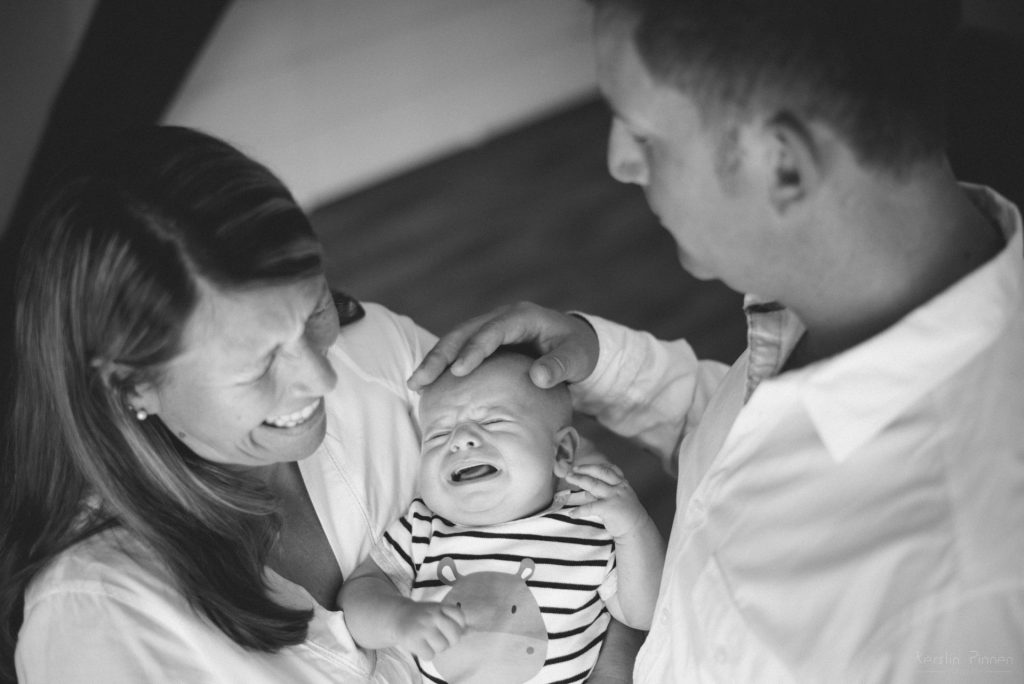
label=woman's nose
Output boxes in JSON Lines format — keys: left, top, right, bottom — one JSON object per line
{"left": 288, "top": 339, "right": 338, "bottom": 396}
{"left": 607, "top": 119, "right": 649, "bottom": 186}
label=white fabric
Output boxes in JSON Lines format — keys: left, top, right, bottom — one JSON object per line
{"left": 371, "top": 496, "right": 617, "bottom": 684}
{"left": 572, "top": 185, "right": 1024, "bottom": 683}
{"left": 16, "top": 303, "right": 434, "bottom": 683}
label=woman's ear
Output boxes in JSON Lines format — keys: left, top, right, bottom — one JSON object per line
{"left": 761, "top": 110, "right": 824, "bottom": 216}
{"left": 127, "top": 382, "right": 161, "bottom": 417}
{"left": 553, "top": 426, "right": 580, "bottom": 478}
{"left": 92, "top": 358, "right": 161, "bottom": 416}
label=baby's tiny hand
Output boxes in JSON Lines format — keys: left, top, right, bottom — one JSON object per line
{"left": 394, "top": 600, "right": 467, "bottom": 660}
{"left": 563, "top": 463, "right": 649, "bottom": 539}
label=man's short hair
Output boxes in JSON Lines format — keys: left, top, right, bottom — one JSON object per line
{"left": 592, "top": 0, "right": 962, "bottom": 172}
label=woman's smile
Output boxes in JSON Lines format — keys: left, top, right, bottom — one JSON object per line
{"left": 264, "top": 398, "right": 322, "bottom": 428}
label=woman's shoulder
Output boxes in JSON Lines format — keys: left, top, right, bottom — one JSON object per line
{"left": 329, "top": 302, "right": 436, "bottom": 394}
{"left": 337, "top": 302, "right": 434, "bottom": 355}
{"left": 23, "top": 527, "right": 178, "bottom": 613}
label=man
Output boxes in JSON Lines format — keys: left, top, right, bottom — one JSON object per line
{"left": 411, "top": 0, "right": 1024, "bottom": 682}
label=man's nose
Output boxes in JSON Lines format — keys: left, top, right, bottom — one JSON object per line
{"left": 607, "top": 119, "right": 649, "bottom": 186}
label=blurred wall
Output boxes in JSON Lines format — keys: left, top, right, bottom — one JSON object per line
{"left": 2, "top": 0, "right": 1022, "bottom": 231}
{"left": 0, "top": 0, "right": 97, "bottom": 235}
{"left": 163, "top": 0, "right": 596, "bottom": 210}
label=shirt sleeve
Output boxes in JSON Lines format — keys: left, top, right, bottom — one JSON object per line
{"left": 597, "top": 549, "right": 619, "bottom": 606}
{"left": 369, "top": 502, "right": 426, "bottom": 597}
{"left": 570, "top": 314, "right": 729, "bottom": 470}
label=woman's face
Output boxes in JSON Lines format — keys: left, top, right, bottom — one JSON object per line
{"left": 133, "top": 275, "right": 340, "bottom": 468}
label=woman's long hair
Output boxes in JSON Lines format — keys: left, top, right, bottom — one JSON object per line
{"left": 0, "top": 126, "right": 325, "bottom": 680}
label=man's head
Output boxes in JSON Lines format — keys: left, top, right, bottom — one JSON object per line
{"left": 591, "top": 0, "right": 960, "bottom": 170}
{"left": 417, "top": 348, "right": 579, "bottom": 526}
{"left": 589, "top": 0, "right": 961, "bottom": 295}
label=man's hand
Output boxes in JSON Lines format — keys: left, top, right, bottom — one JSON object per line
{"left": 408, "top": 301, "right": 600, "bottom": 391}
{"left": 393, "top": 600, "right": 467, "bottom": 661}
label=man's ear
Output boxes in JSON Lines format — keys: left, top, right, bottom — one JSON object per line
{"left": 761, "top": 110, "right": 823, "bottom": 216}
{"left": 553, "top": 426, "right": 580, "bottom": 478}
{"left": 92, "top": 358, "right": 161, "bottom": 416}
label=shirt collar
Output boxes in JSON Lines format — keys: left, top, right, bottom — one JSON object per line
{"left": 742, "top": 184, "right": 1023, "bottom": 462}
{"left": 799, "top": 184, "right": 1022, "bottom": 462}
{"left": 742, "top": 296, "right": 804, "bottom": 401}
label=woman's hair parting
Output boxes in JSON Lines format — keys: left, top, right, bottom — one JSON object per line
{"left": 0, "top": 126, "right": 324, "bottom": 680}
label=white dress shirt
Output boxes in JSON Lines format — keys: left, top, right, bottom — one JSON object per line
{"left": 17, "top": 304, "right": 434, "bottom": 683}
{"left": 573, "top": 185, "right": 1024, "bottom": 683}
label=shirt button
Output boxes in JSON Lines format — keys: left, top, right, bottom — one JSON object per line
{"left": 713, "top": 646, "right": 730, "bottom": 664}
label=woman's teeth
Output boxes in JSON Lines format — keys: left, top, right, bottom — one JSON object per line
{"left": 264, "top": 399, "right": 320, "bottom": 428}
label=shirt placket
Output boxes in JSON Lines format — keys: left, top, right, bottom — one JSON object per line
{"left": 659, "top": 302, "right": 798, "bottom": 677}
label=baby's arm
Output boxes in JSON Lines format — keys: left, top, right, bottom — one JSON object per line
{"left": 564, "top": 463, "right": 665, "bottom": 630}
{"left": 339, "top": 557, "right": 467, "bottom": 660}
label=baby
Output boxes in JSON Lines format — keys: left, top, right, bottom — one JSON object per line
{"left": 340, "top": 348, "right": 665, "bottom": 684}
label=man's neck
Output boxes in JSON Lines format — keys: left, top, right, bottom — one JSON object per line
{"left": 782, "top": 163, "right": 1004, "bottom": 368}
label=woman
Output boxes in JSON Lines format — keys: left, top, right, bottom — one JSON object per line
{"left": 0, "top": 126, "right": 430, "bottom": 681}
{"left": 0, "top": 127, "right": 636, "bottom": 683}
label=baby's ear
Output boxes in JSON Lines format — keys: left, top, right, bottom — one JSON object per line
{"left": 553, "top": 426, "right": 579, "bottom": 478}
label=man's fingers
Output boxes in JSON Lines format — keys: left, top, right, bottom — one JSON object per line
{"left": 408, "top": 302, "right": 600, "bottom": 390}
{"left": 407, "top": 313, "right": 493, "bottom": 390}
{"left": 407, "top": 307, "right": 526, "bottom": 390}
{"left": 530, "top": 353, "right": 568, "bottom": 388}
{"left": 448, "top": 314, "right": 529, "bottom": 376}
{"left": 531, "top": 314, "right": 601, "bottom": 386}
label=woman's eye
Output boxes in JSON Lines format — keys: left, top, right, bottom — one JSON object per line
{"left": 249, "top": 359, "right": 273, "bottom": 383}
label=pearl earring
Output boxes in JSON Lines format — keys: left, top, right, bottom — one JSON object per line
{"left": 130, "top": 406, "right": 148, "bottom": 421}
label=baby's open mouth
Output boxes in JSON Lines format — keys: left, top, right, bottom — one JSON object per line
{"left": 450, "top": 463, "right": 499, "bottom": 483}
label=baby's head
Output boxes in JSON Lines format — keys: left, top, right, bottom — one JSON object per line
{"left": 417, "top": 347, "right": 579, "bottom": 526}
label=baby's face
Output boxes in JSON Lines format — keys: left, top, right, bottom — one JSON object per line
{"left": 417, "top": 354, "right": 570, "bottom": 526}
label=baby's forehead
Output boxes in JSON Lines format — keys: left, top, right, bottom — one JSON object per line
{"left": 421, "top": 355, "right": 540, "bottom": 410}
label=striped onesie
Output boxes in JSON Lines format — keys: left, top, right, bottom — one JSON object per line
{"left": 370, "top": 496, "right": 617, "bottom": 684}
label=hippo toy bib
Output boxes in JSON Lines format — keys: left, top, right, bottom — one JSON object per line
{"left": 431, "top": 557, "right": 547, "bottom": 684}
